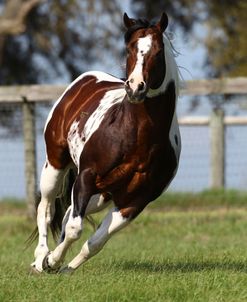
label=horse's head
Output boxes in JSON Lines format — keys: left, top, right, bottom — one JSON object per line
{"left": 123, "top": 12, "right": 168, "bottom": 104}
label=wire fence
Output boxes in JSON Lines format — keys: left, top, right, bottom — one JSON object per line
{"left": 170, "top": 123, "right": 247, "bottom": 191}
{"left": 0, "top": 99, "right": 247, "bottom": 200}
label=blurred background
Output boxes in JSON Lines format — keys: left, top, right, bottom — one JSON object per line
{"left": 0, "top": 0, "right": 246, "bottom": 201}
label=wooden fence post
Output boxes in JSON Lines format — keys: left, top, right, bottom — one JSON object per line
{"left": 210, "top": 107, "right": 225, "bottom": 188}
{"left": 22, "top": 98, "right": 37, "bottom": 219}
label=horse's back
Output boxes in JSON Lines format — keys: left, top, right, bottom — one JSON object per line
{"left": 45, "top": 71, "right": 124, "bottom": 130}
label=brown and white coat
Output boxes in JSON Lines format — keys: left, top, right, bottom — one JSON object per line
{"left": 31, "top": 12, "right": 181, "bottom": 274}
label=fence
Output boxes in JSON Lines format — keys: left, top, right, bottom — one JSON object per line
{"left": 0, "top": 77, "right": 247, "bottom": 217}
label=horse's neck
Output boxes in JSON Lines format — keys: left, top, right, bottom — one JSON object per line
{"left": 122, "top": 81, "right": 176, "bottom": 138}
{"left": 147, "top": 35, "right": 179, "bottom": 99}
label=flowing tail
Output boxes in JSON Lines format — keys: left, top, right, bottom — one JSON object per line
{"left": 50, "top": 168, "right": 76, "bottom": 240}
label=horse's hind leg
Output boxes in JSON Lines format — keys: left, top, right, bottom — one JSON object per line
{"left": 32, "top": 161, "right": 66, "bottom": 272}
{"left": 42, "top": 168, "right": 96, "bottom": 272}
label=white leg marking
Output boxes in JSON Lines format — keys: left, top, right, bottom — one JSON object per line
{"left": 52, "top": 195, "right": 111, "bottom": 265}
{"left": 46, "top": 211, "right": 83, "bottom": 269}
{"left": 33, "top": 162, "right": 65, "bottom": 272}
{"left": 66, "top": 208, "right": 129, "bottom": 271}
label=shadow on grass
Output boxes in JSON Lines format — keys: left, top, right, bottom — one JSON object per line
{"left": 118, "top": 259, "right": 247, "bottom": 274}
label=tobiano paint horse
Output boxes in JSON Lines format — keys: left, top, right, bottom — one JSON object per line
{"left": 31, "top": 12, "right": 181, "bottom": 274}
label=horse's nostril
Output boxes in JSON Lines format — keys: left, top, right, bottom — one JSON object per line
{"left": 137, "top": 82, "right": 145, "bottom": 92}
{"left": 125, "top": 80, "right": 130, "bottom": 88}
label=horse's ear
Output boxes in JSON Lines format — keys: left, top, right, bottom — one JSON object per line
{"left": 156, "top": 12, "right": 168, "bottom": 32}
{"left": 123, "top": 12, "right": 136, "bottom": 28}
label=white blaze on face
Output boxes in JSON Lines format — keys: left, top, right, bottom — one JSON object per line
{"left": 127, "top": 35, "right": 152, "bottom": 93}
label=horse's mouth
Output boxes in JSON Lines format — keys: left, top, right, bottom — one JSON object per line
{"left": 125, "top": 91, "right": 147, "bottom": 104}
{"left": 127, "top": 96, "right": 145, "bottom": 104}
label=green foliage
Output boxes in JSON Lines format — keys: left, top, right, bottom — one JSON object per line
{"left": 205, "top": 1, "right": 247, "bottom": 77}
{"left": 132, "top": 0, "right": 199, "bottom": 33}
{"left": 0, "top": 1, "right": 123, "bottom": 84}
{"left": 133, "top": 0, "right": 247, "bottom": 77}
{"left": 0, "top": 0, "right": 246, "bottom": 85}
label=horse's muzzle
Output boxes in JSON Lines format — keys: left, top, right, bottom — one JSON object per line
{"left": 125, "top": 80, "right": 147, "bottom": 104}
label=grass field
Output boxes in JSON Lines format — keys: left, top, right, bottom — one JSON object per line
{"left": 1, "top": 190, "right": 247, "bottom": 302}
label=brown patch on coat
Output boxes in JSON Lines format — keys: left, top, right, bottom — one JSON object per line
{"left": 80, "top": 81, "right": 177, "bottom": 218}
{"left": 44, "top": 76, "right": 124, "bottom": 169}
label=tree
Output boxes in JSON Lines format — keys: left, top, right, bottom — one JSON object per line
{"left": 0, "top": 0, "right": 123, "bottom": 85}
{"left": 0, "top": 0, "right": 43, "bottom": 83}
{"left": 0, "top": 0, "right": 124, "bottom": 133}
{"left": 1, "top": 0, "right": 246, "bottom": 85}
{"left": 205, "top": 1, "right": 247, "bottom": 77}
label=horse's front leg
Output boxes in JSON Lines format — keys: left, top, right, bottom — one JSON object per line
{"left": 32, "top": 162, "right": 65, "bottom": 272}
{"left": 42, "top": 169, "right": 95, "bottom": 272}
{"left": 58, "top": 207, "right": 130, "bottom": 273}
{"left": 58, "top": 203, "right": 146, "bottom": 274}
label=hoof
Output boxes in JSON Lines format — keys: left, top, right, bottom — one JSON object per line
{"left": 29, "top": 265, "right": 42, "bottom": 276}
{"left": 58, "top": 266, "right": 74, "bottom": 275}
{"left": 42, "top": 252, "right": 60, "bottom": 274}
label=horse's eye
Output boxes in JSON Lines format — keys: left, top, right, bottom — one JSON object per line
{"left": 127, "top": 48, "right": 134, "bottom": 57}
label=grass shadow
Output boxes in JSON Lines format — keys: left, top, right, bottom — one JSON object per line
{"left": 117, "top": 259, "right": 247, "bottom": 274}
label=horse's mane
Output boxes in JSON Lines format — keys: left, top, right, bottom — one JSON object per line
{"left": 163, "top": 32, "right": 179, "bottom": 58}
{"left": 124, "top": 19, "right": 155, "bottom": 43}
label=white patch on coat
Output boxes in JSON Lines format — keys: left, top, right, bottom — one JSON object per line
{"left": 147, "top": 34, "right": 180, "bottom": 99}
{"left": 158, "top": 114, "right": 181, "bottom": 194}
{"left": 67, "top": 121, "right": 82, "bottom": 167}
{"left": 85, "top": 194, "right": 111, "bottom": 215}
{"left": 44, "top": 71, "right": 124, "bottom": 132}
{"left": 67, "top": 88, "right": 126, "bottom": 167}
{"left": 39, "top": 161, "right": 64, "bottom": 197}
{"left": 169, "top": 113, "right": 181, "bottom": 162}
{"left": 127, "top": 35, "right": 152, "bottom": 93}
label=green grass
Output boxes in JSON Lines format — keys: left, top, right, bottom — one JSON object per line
{"left": 1, "top": 191, "right": 247, "bottom": 301}
{"left": 152, "top": 189, "right": 247, "bottom": 210}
